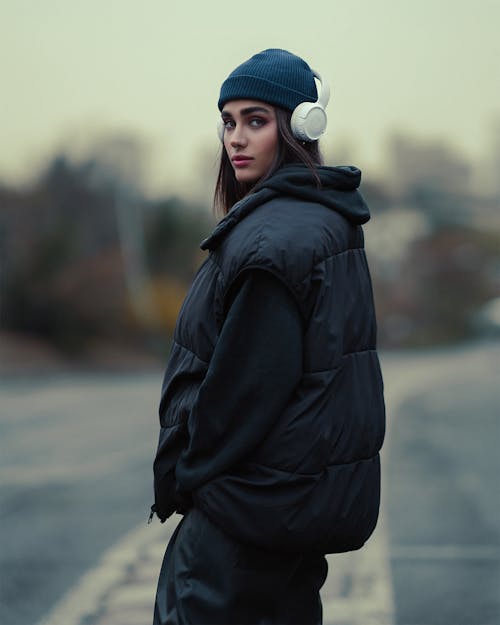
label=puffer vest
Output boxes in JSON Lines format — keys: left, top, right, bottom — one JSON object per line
{"left": 153, "top": 170, "right": 385, "bottom": 554}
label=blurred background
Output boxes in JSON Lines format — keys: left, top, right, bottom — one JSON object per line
{"left": 1, "top": 0, "right": 500, "bottom": 360}
{"left": 1, "top": 1, "right": 499, "bottom": 625}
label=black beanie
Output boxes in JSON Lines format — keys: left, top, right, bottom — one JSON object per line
{"left": 218, "top": 49, "right": 317, "bottom": 112}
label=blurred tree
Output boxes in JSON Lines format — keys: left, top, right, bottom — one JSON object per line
{"left": 1, "top": 154, "right": 125, "bottom": 350}
{"left": 145, "top": 196, "right": 213, "bottom": 279}
{"left": 0, "top": 143, "right": 212, "bottom": 354}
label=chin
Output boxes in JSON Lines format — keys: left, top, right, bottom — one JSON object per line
{"left": 235, "top": 170, "right": 260, "bottom": 184}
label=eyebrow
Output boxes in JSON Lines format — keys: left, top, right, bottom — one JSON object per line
{"left": 221, "top": 105, "right": 272, "bottom": 118}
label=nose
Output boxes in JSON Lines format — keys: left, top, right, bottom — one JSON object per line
{"left": 230, "top": 123, "right": 248, "bottom": 148}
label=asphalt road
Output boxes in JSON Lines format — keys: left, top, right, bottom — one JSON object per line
{"left": 1, "top": 341, "right": 499, "bottom": 625}
{"left": 385, "top": 342, "right": 500, "bottom": 625}
{"left": 0, "top": 371, "right": 163, "bottom": 625}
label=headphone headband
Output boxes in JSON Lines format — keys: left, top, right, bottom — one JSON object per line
{"left": 313, "top": 71, "right": 330, "bottom": 110}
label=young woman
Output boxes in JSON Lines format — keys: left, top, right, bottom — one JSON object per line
{"left": 151, "top": 48, "right": 385, "bottom": 625}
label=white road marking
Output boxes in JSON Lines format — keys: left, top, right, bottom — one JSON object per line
{"left": 0, "top": 447, "right": 143, "bottom": 486}
{"left": 390, "top": 544, "right": 500, "bottom": 561}
{"left": 36, "top": 516, "right": 176, "bottom": 625}
{"left": 322, "top": 506, "right": 395, "bottom": 625}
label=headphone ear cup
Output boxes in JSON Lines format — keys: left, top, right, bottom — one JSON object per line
{"left": 291, "top": 102, "right": 327, "bottom": 141}
{"left": 217, "top": 119, "right": 225, "bottom": 142}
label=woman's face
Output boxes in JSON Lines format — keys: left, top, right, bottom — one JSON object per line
{"left": 221, "top": 100, "right": 279, "bottom": 184}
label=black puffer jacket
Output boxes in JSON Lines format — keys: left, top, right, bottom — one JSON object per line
{"left": 153, "top": 164, "right": 385, "bottom": 553}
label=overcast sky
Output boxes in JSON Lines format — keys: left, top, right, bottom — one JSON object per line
{"left": 1, "top": 0, "right": 499, "bottom": 196}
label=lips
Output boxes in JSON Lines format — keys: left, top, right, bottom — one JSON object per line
{"left": 231, "top": 155, "right": 253, "bottom": 167}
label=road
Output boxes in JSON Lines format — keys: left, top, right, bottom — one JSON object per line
{"left": 385, "top": 342, "right": 500, "bottom": 625}
{"left": 0, "top": 341, "right": 499, "bottom": 625}
{"left": 0, "top": 371, "right": 162, "bottom": 625}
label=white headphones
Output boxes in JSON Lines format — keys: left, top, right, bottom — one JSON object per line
{"left": 291, "top": 71, "right": 330, "bottom": 141}
{"left": 218, "top": 71, "right": 330, "bottom": 143}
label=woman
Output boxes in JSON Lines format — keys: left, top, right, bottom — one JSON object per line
{"left": 151, "top": 48, "right": 385, "bottom": 625}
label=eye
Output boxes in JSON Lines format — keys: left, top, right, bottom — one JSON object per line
{"left": 222, "top": 119, "right": 235, "bottom": 130}
{"left": 249, "top": 117, "right": 266, "bottom": 128}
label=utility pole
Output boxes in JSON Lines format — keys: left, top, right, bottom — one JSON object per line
{"left": 98, "top": 135, "right": 155, "bottom": 326}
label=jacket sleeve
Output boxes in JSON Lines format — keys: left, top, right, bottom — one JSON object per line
{"left": 175, "top": 268, "right": 303, "bottom": 495}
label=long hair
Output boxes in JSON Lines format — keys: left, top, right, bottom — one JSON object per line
{"left": 213, "top": 107, "right": 323, "bottom": 217}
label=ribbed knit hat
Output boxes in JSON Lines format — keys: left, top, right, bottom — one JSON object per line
{"left": 218, "top": 49, "right": 318, "bottom": 112}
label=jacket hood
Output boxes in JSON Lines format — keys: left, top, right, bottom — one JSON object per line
{"left": 201, "top": 164, "right": 370, "bottom": 251}
{"left": 258, "top": 164, "right": 369, "bottom": 222}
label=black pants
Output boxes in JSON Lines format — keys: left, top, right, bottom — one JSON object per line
{"left": 153, "top": 508, "right": 328, "bottom": 625}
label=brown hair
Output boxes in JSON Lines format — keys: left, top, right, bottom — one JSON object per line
{"left": 213, "top": 107, "right": 323, "bottom": 217}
